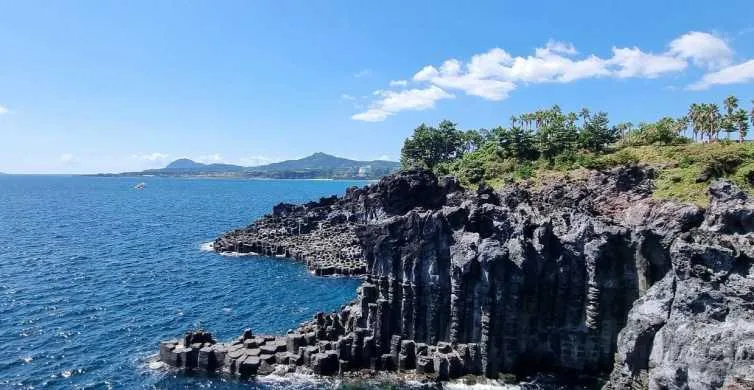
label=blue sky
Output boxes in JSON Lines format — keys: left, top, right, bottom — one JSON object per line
{"left": 1, "top": 0, "right": 753, "bottom": 173}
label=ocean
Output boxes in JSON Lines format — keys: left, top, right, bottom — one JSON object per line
{"left": 0, "top": 175, "right": 367, "bottom": 389}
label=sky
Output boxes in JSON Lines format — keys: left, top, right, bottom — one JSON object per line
{"left": 1, "top": 0, "right": 754, "bottom": 174}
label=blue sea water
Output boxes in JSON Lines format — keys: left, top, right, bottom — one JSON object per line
{"left": 0, "top": 175, "right": 368, "bottom": 389}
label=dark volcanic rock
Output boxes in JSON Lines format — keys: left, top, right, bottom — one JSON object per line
{"left": 160, "top": 168, "right": 754, "bottom": 389}
{"left": 606, "top": 180, "right": 754, "bottom": 390}
{"left": 212, "top": 169, "right": 459, "bottom": 275}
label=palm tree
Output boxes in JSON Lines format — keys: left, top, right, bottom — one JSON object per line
{"left": 534, "top": 111, "right": 544, "bottom": 130}
{"left": 688, "top": 103, "right": 702, "bottom": 142}
{"left": 724, "top": 95, "right": 739, "bottom": 113}
{"left": 698, "top": 104, "right": 722, "bottom": 142}
{"left": 709, "top": 104, "right": 722, "bottom": 142}
{"left": 723, "top": 95, "right": 739, "bottom": 140}
{"left": 521, "top": 113, "right": 532, "bottom": 131}
{"left": 510, "top": 115, "right": 517, "bottom": 128}
{"left": 675, "top": 116, "right": 689, "bottom": 136}
{"left": 735, "top": 108, "right": 749, "bottom": 143}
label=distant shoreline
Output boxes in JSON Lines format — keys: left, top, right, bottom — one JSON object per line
{"left": 1, "top": 173, "right": 378, "bottom": 182}
{"left": 83, "top": 173, "right": 382, "bottom": 181}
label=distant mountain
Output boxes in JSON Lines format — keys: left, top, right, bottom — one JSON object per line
{"left": 165, "top": 158, "right": 206, "bottom": 170}
{"left": 104, "top": 153, "right": 400, "bottom": 179}
{"left": 251, "top": 152, "right": 398, "bottom": 173}
{"left": 145, "top": 159, "right": 245, "bottom": 174}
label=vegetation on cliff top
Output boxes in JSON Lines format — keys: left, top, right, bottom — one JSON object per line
{"left": 400, "top": 96, "right": 754, "bottom": 206}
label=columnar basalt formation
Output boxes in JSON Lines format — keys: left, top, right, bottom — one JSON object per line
{"left": 161, "top": 168, "right": 754, "bottom": 389}
{"left": 212, "top": 170, "right": 456, "bottom": 275}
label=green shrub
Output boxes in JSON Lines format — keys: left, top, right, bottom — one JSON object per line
{"left": 515, "top": 162, "right": 534, "bottom": 179}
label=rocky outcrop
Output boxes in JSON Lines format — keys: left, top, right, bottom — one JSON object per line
{"left": 160, "top": 168, "right": 754, "bottom": 389}
{"left": 212, "top": 170, "right": 459, "bottom": 275}
{"left": 606, "top": 181, "right": 754, "bottom": 390}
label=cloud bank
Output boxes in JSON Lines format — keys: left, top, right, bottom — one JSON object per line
{"left": 351, "top": 31, "right": 750, "bottom": 122}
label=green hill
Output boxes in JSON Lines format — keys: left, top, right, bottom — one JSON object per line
{"left": 112, "top": 153, "right": 400, "bottom": 179}
{"left": 245, "top": 152, "right": 399, "bottom": 178}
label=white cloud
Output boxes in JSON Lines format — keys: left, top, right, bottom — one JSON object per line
{"left": 505, "top": 50, "right": 611, "bottom": 83}
{"left": 542, "top": 40, "right": 578, "bottom": 56}
{"left": 413, "top": 56, "right": 517, "bottom": 100}
{"left": 608, "top": 47, "right": 687, "bottom": 78}
{"left": 389, "top": 80, "right": 408, "bottom": 87}
{"left": 59, "top": 153, "right": 76, "bottom": 164}
{"left": 354, "top": 69, "right": 373, "bottom": 78}
{"left": 688, "top": 59, "right": 754, "bottom": 90}
{"left": 196, "top": 154, "right": 224, "bottom": 164}
{"left": 239, "top": 155, "right": 277, "bottom": 167}
{"left": 341, "top": 94, "right": 356, "bottom": 101}
{"left": 352, "top": 86, "right": 455, "bottom": 122}
{"left": 410, "top": 44, "right": 610, "bottom": 101}
{"left": 668, "top": 31, "right": 732, "bottom": 70}
{"left": 375, "top": 154, "right": 393, "bottom": 161}
{"left": 133, "top": 152, "right": 169, "bottom": 161}
{"left": 0, "top": 105, "right": 8, "bottom": 115}
{"left": 352, "top": 31, "right": 754, "bottom": 122}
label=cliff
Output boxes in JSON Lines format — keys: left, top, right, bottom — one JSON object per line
{"left": 159, "top": 168, "right": 754, "bottom": 389}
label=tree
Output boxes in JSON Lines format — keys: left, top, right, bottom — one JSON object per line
{"left": 751, "top": 100, "right": 754, "bottom": 141}
{"left": 615, "top": 122, "right": 633, "bottom": 141}
{"left": 674, "top": 116, "right": 689, "bottom": 137}
{"left": 709, "top": 104, "right": 722, "bottom": 142}
{"left": 688, "top": 103, "right": 702, "bottom": 141}
{"left": 400, "top": 121, "right": 466, "bottom": 169}
{"left": 735, "top": 108, "right": 749, "bottom": 143}
{"left": 697, "top": 103, "right": 721, "bottom": 142}
{"left": 722, "top": 95, "right": 739, "bottom": 140}
{"left": 579, "top": 107, "right": 591, "bottom": 125}
{"left": 462, "top": 130, "right": 485, "bottom": 154}
{"left": 579, "top": 112, "right": 617, "bottom": 153}
{"left": 537, "top": 106, "right": 569, "bottom": 160}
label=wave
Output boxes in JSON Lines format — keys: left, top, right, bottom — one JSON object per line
{"left": 218, "top": 251, "right": 257, "bottom": 257}
{"left": 444, "top": 379, "right": 520, "bottom": 390}
{"left": 201, "top": 241, "right": 257, "bottom": 257}
{"left": 255, "top": 372, "right": 335, "bottom": 389}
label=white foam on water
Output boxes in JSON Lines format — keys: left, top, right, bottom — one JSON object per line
{"left": 444, "top": 378, "right": 520, "bottom": 390}
{"left": 201, "top": 241, "right": 258, "bottom": 257}
{"left": 255, "top": 372, "right": 336, "bottom": 389}
{"left": 218, "top": 251, "right": 256, "bottom": 257}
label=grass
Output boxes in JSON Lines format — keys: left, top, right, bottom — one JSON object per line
{"left": 455, "top": 142, "right": 754, "bottom": 207}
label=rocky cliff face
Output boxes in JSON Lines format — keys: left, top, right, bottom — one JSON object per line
{"left": 607, "top": 181, "right": 754, "bottom": 390}
{"left": 160, "top": 168, "right": 754, "bottom": 389}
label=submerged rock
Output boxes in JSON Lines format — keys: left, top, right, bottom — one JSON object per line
{"left": 160, "top": 168, "right": 754, "bottom": 389}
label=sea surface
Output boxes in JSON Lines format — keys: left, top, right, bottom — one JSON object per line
{"left": 0, "top": 175, "right": 369, "bottom": 389}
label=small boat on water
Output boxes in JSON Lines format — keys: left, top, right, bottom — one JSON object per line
{"left": 134, "top": 182, "right": 146, "bottom": 190}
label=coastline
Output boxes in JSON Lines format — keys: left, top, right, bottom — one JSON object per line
{"left": 159, "top": 168, "right": 754, "bottom": 389}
